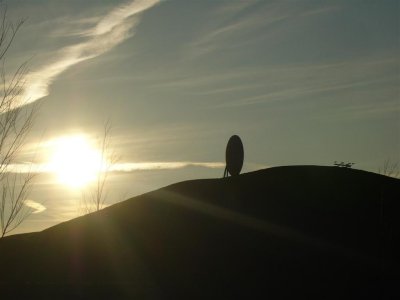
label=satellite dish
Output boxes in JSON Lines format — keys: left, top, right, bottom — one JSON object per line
{"left": 224, "top": 135, "right": 244, "bottom": 177}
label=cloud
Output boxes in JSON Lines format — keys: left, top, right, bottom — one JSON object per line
{"left": 210, "top": 58, "right": 399, "bottom": 112}
{"left": 6, "top": 161, "right": 226, "bottom": 174}
{"left": 110, "top": 162, "right": 225, "bottom": 172}
{"left": 24, "top": 200, "right": 46, "bottom": 214}
{"left": 152, "top": 56, "right": 398, "bottom": 121}
{"left": 183, "top": 1, "right": 339, "bottom": 60}
{"left": 89, "top": 0, "right": 159, "bottom": 36}
{"left": 19, "top": 0, "right": 159, "bottom": 107}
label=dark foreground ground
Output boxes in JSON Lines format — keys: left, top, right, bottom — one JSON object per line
{"left": 0, "top": 166, "right": 399, "bottom": 299}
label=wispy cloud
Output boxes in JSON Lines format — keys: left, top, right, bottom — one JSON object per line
{"left": 5, "top": 161, "right": 225, "bottom": 174}
{"left": 110, "top": 162, "right": 225, "bottom": 172}
{"left": 24, "top": 200, "right": 46, "bottom": 214}
{"left": 151, "top": 56, "right": 398, "bottom": 120}
{"left": 88, "top": 0, "right": 159, "bottom": 36}
{"left": 183, "top": 1, "right": 339, "bottom": 60}
{"left": 20, "top": 0, "right": 159, "bottom": 106}
{"left": 209, "top": 58, "right": 399, "bottom": 113}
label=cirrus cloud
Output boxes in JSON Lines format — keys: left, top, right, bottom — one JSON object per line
{"left": 19, "top": 0, "right": 159, "bottom": 107}
{"left": 24, "top": 200, "right": 46, "bottom": 214}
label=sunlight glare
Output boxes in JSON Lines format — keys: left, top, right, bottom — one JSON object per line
{"left": 47, "top": 135, "right": 106, "bottom": 188}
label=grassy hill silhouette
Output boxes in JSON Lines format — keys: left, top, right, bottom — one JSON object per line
{"left": 0, "top": 166, "right": 399, "bottom": 299}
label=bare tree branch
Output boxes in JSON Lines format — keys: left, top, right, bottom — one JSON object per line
{"left": 378, "top": 158, "right": 399, "bottom": 178}
{"left": 0, "top": 3, "right": 39, "bottom": 237}
{"left": 81, "top": 120, "right": 119, "bottom": 214}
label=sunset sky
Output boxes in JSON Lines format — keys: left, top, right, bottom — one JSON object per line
{"left": 4, "top": 0, "right": 399, "bottom": 234}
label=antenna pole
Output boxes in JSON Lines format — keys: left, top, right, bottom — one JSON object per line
{"left": 223, "top": 166, "right": 228, "bottom": 178}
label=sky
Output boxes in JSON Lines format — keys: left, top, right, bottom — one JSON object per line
{"left": 2, "top": 0, "right": 399, "bottom": 234}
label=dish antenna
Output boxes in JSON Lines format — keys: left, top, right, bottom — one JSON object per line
{"left": 223, "top": 135, "right": 244, "bottom": 178}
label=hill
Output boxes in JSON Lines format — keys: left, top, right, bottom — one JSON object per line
{"left": 0, "top": 166, "right": 399, "bottom": 299}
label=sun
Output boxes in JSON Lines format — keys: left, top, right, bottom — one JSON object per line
{"left": 47, "top": 135, "right": 106, "bottom": 188}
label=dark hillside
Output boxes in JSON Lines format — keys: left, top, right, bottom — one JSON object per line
{"left": 0, "top": 166, "right": 399, "bottom": 299}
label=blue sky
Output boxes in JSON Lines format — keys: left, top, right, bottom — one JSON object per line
{"left": 3, "top": 0, "right": 399, "bottom": 234}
